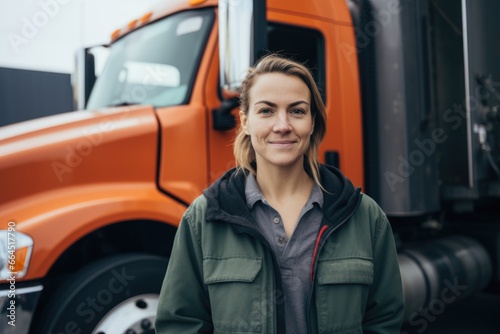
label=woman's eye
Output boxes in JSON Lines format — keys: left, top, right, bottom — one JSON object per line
{"left": 290, "top": 108, "right": 305, "bottom": 115}
{"left": 259, "top": 108, "right": 273, "bottom": 114}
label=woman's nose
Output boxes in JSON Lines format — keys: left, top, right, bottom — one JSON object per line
{"left": 273, "top": 111, "right": 292, "bottom": 133}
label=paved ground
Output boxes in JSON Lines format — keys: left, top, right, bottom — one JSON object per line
{"left": 401, "top": 292, "right": 500, "bottom": 334}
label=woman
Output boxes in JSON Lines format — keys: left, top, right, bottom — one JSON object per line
{"left": 155, "top": 55, "right": 404, "bottom": 333}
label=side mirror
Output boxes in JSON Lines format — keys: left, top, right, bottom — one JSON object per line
{"left": 73, "top": 47, "right": 96, "bottom": 110}
{"left": 216, "top": 0, "right": 267, "bottom": 130}
{"left": 73, "top": 45, "right": 110, "bottom": 110}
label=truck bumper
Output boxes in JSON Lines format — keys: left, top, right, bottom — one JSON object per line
{"left": 0, "top": 284, "right": 43, "bottom": 334}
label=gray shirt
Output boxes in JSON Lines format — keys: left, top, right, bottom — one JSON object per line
{"left": 245, "top": 173, "right": 324, "bottom": 334}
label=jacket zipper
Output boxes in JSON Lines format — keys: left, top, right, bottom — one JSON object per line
{"left": 309, "top": 225, "right": 328, "bottom": 283}
{"left": 306, "top": 196, "right": 363, "bottom": 333}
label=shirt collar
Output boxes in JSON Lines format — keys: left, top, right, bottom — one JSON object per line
{"left": 245, "top": 172, "right": 266, "bottom": 209}
{"left": 244, "top": 172, "right": 324, "bottom": 209}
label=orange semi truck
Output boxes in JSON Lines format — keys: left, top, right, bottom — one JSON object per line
{"left": 1, "top": 0, "right": 499, "bottom": 333}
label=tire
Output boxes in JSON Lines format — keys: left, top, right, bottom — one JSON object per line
{"left": 36, "top": 254, "right": 168, "bottom": 334}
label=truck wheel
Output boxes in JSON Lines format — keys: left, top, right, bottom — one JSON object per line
{"left": 36, "top": 254, "right": 168, "bottom": 334}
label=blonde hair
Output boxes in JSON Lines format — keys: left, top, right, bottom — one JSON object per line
{"left": 234, "top": 54, "right": 327, "bottom": 187}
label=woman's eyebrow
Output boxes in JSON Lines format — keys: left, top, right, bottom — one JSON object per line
{"left": 254, "top": 100, "right": 310, "bottom": 107}
{"left": 289, "top": 100, "right": 310, "bottom": 107}
{"left": 254, "top": 100, "right": 277, "bottom": 107}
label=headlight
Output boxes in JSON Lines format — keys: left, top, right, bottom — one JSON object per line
{"left": 0, "top": 230, "right": 34, "bottom": 280}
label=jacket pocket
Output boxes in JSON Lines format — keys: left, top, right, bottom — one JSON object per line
{"left": 315, "top": 258, "right": 373, "bottom": 333}
{"left": 203, "top": 257, "right": 263, "bottom": 333}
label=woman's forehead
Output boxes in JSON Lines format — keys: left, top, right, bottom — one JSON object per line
{"left": 249, "top": 73, "right": 310, "bottom": 102}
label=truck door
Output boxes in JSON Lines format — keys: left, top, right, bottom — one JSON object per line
{"left": 151, "top": 8, "right": 216, "bottom": 204}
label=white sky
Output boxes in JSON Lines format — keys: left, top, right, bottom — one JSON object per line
{"left": 0, "top": 0, "right": 160, "bottom": 73}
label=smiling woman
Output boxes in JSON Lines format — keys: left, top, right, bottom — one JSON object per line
{"left": 155, "top": 55, "right": 405, "bottom": 334}
{"left": 235, "top": 55, "right": 327, "bottom": 188}
{"left": 240, "top": 73, "right": 314, "bottom": 177}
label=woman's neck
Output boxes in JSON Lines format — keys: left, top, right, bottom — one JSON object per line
{"left": 255, "top": 162, "right": 313, "bottom": 205}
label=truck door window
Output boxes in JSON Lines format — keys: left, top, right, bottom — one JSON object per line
{"left": 267, "top": 23, "right": 326, "bottom": 101}
{"left": 87, "top": 8, "right": 214, "bottom": 109}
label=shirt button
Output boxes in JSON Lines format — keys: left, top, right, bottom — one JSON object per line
{"left": 273, "top": 217, "right": 280, "bottom": 224}
{"left": 278, "top": 236, "right": 286, "bottom": 245}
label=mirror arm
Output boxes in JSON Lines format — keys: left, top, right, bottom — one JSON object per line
{"left": 213, "top": 97, "right": 240, "bottom": 131}
{"left": 73, "top": 46, "right": 99, "bottom": 110}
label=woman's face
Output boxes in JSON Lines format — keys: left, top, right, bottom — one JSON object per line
{"left": 240, "top": 72, "right": 314, "bottom": 172}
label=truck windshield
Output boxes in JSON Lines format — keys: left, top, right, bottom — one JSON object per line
{"left": 87, "top": 8, "right": 214, "bottom": 109}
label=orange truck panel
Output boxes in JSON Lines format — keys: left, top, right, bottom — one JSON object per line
{"left": 0, "top": 106, "right": 159, "bottom": 203}
{"left": 0, "top": 183, "right": 186, "bottom": 280}
{"left": 0, "top": 106, "right": 175, "bottom": 280}
{"left": 269, "top": 0, "right": 353, "bottom": 25}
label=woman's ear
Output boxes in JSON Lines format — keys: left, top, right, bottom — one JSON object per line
{"left": 240, "top": 110, "right": 250, "bottom": 135}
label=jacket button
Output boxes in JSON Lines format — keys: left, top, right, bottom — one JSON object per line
{"left": 278, "top": 236, "right": 286, "bottom": 245}
{"left": 273, "top": 217, "right": 280, "bottom": 224}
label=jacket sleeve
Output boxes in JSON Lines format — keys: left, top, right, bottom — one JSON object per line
{"left": 155, "top": 202, "right": 213, "bottom": 333}
{"left": 362, "top": 211, "right": 405, "bottom": 334}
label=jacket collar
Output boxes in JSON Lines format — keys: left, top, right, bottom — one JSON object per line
{"left": 203, "top": 164, "right": 362, "bottom": 230}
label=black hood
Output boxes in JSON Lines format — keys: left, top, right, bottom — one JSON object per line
{"left": 203, "top": 164, "right": 362, "bottom": 229}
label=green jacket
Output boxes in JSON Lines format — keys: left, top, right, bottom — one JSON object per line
{"left": 156, "top": 165, "right": 404, "bottom": 333}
